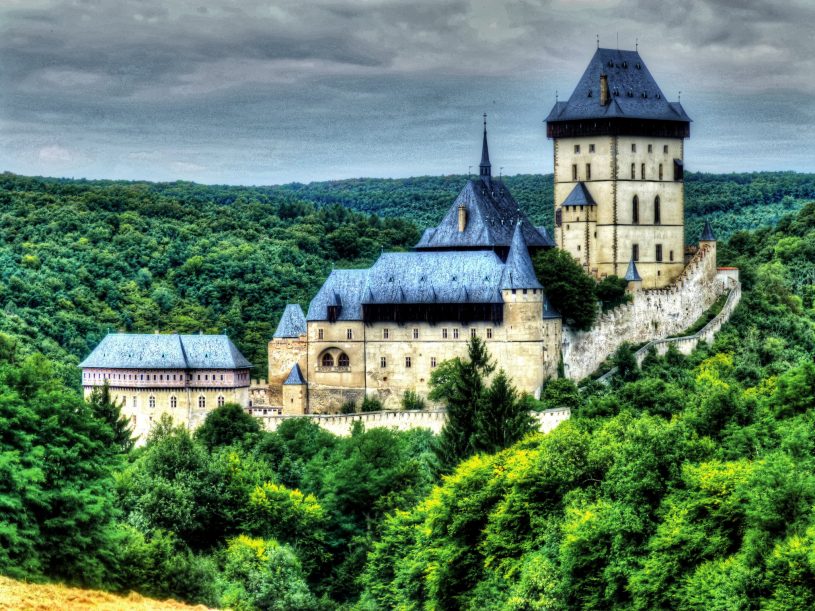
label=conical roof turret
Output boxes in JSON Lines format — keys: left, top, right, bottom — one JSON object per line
{"left": 500, "top": 223, "right": 543, "bottom": 290}
{"left": 700, "top": 219, "right": 716, "bottom": 242}
{"left": 624, "top": 258, "right": 642, "bottom": 282}
{"left": 479, "top": 113, "right": 491, "bottom": 179}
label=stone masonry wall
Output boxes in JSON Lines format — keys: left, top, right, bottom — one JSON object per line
{"left": 562, "top": 244, "right": 724, "bottom": 380}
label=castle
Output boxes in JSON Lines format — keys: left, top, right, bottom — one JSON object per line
{"left": 81, "top": 47, "right": 740, "bottom": 432}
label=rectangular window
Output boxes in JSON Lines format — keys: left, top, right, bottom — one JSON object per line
{"left": 630, "top": 163, "right": 635, "bottom": 179}
{"left": 585, "top": 163, "right": 591, "bottom": 180}
{"left": 383, "top": 328, "right": 389, "bottom": 339}
{"left": 631, "top": 143, "right": 636, "bottom": 152}
{"left": 442, "top": 328, "right": 448, "bottom": 339}
{"left": 670, "top": 250, "right": 675, "bottom": 262}
{"left": 405, "top": 356, "right": 412, "bottom": 368}
{"left": 486, "top": 328, "right": 493, "bottom": 339}
{"left": 453, "top": 329, "right": 460, "bottom": 339}
{"left": 656, "top": 244, "right": 663, "bottom": 262}
{"left": 346, "top": 328, "right": 353, "bottom": 340}
{"left": 648, "top": 144, "right": 653, "bottom": 153}
{"left": 641, "top": 163, "right": 646, "bottom": 179}
{"left": 589, "top": 143, "right": 595, "bottom": 153}
{"left": 659, "top": 164, "right": 663, "bottom": 180}
{"left": 663, "top": 144, "right": 669, "bottom": 154}
{"left": 380, "top": 357, "right": 387, "bottom": 368}
{"left": 431, "top": 357, "right": 437, "bottom": 368}
{"left": 572, "top": 164, "right": 577, "bottom": 180}
{"left": 574, "top": 144, "right": 580, "bottom": 153}
{"left": 413, "top": 328, "right": 419, "bottom": 339}
{"left": 318, "top": 328, "right": 324, "bottom": 340}
{"left": 632, "top": 244, "right": 639, "bottom": 261}
{"left": 470, "top": 328, "right": 477, "bottom": 339}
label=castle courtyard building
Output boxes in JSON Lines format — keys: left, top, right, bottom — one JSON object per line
{"left": 80, "top": 333, "right": 252, "bottom": 440}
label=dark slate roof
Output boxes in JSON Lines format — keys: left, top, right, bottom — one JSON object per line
{"left": 306, "top": 269, "right": 369, "bottom": 321}
{"left": 535, "top": 226, "right": 555, "bottom": 246}
{"left": 274, "top": 304, "right": 307, "bottom": 338}
{"left": 546, "top": 48, "right": 691, "bottom": 124}
{"left": 700, "top": 219, "right": 716, "bottom": 241}
{"left": 561, "top": 182, "right": 597, "bottom": 207}
{"left": 414, "top": 178, "right": 554, "bottom": 251}
{"left": 501, "top": 224, "right": 543, "bottom": 290}
{"left": 79, "top": 333, "right": 252, "bottom": 369}
{"left": 283, "top": 363, "right": 306, "bottom": 385}
{"left": 364, "top": 251, "right": 505, "bottom": 305}
{"left": 624, "top": 259, "right": 643, "bottom": 282}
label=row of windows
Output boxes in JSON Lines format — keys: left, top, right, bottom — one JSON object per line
{"left": 631, "top": 244, "right": 673, "bottom": 263}
{"left": 574, "top": 143, "right": 669, "bottom": 154}
{"left": 380, "top": 356, "right": 438, "bottom": 369}
{"left": 318, "top": 328, "right": 496, "bottom": 340}
{"left": 137, "top": 395, "right": 226, "bottom": 409}
{"left": 85, "top": 372, "right": 246, "bottom": 382}
{"left": 632, "top": 195, "right": 661, "bottom": 224}
{"left": 571, "top": 162, "right": 667, "bottom": 181}
{"left": 321, "top": 352, "right": 350, "bottom": 367}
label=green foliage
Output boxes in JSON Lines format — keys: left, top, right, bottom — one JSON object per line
{"left": 401, "top": 389, "right": 426, "bottom": 410}
{"left": 539, "top": 377, "right": 582, "bottom": 411}
{"left": 360, "top": 395, "right": 383, "bottom": 412}
{"left": 612, "top": 342, "right": 640, "bottom": 382}
{"left": 532, "top": 248, "right": 597, "bottom": 330}
{"left": 87, "top": 382, "right": 135, "bottom": 453}
{"left": 339, "top": 399, "right": 358, "bottom": 414}
{"left": 473, "top": 370, "right": 535, "bottom": 455}
{"left": 596, "top": 275, "right": 630, "bottom": 311}
{"left": 194, "top": 402, "right": 260, "bottom": 449}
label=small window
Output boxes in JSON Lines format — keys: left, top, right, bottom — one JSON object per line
{"left": 572, "top": 164, "right": 577, "bottom": 180}
{"left": 486, "top": 328, "right": 493, "bottom": 339}
{"left": 442, "top": 328, "right": 448, "bottom": 339}
{"left": 322, "top": 353, "right": 334, "bottom": 367}
{"left": 555, "top": 208, "right": 562, "bottom": 227}
{"left": 659, "top": 164, "right": 663, "bottom": 180}
{"left": 632, "top": 244, "right": 639, "bottom": 262}
{"left": 405, "top": 356, "right": 412, "bottom": 368}
{"left": 132, "top": 396, "right": 137, "bottom": 407}
{"left": 656, "top": 244, "right": 663, "bottom": 262}
{"left": 149, "top": 396, "right": 155, "bottom": 409}
{"left": 470, "top": 328, "right": 477, "bottom": 339}
{"left": 670, "top": 250, "right": 675, "bottom": 262}
{"left": 205, "top": 374, "right": 208, "bottom": 381}
{"left": 632, "top": 196, "right": 639, "bottom": 224}
{"left": 574, "top": 144, "right": 580, "bottom": 153}
{"left": 630, "top": 163, "right": 635, "bottom": 179}
{"left": 338, "top": 353, "right": 350, "bottom": 367}
{"left": 585, "top": 163, "right": 591, "bottom": 180}
{"left": 413, "top": 328, "right": 419, "bottom": 339}
{"left": 318, "top": 328, "right": 324, "bottom": 340}
{"left": 589, "top": 143, "right": 595, "bottom": 153}
{"left": 217, "top": 395, "right": 225, "bottom": 407}
{"left": 383, "top": 328, "right": 389, "bottom": 339}
{"left": 197, "top": 374, "right": 200, "bottom": 381}
{"left": 431, "top": 357, "right": 437, "bottom": 368}
{"left": 346, "top": 328, "right": 353, "bottom": 340}
{"left": 648, "top": 144, "right": 653, "bottom": 153}
{"left": 380, "top": 357, "right": 387, "bottom": 368}
{"left": 641, "top": 163, "right": 646, "bottom": 179}
{"left": 453, "top": 329, "right": 459, "bottom": 339}
{"left": 631, "top": 143, "right": 636, "bottom": 152}
{"left": 170, "top": 396, "right": 177, "bottom": 409}
{"left": 198, "top": 396, "right": 206, "bottom": 409}
{"left": 663, "top": 144, "right": 669, "bottom": 154}
{"left": 220, "top": 374, "right": 224, "bottom": 381}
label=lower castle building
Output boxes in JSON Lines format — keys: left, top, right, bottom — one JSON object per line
{"left": 80, "top": 333, "right": 252, "bottom": 440}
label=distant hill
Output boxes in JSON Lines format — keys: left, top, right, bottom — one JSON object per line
{"left": 277, "top": 171, "right": 815, "bottom": 244}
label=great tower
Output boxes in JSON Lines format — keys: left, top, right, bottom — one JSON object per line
{"left": 546, "top": 48, "right": 690, "bottom": 288}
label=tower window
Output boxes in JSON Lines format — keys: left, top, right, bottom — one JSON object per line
{"left": 405, "top": 356, "right": 412, "bottom": 368}
{"left": 632, "top": 196, "right": 639, "bottom": 224}
{"left": 632, "top": 244, "right": 639, "bottom": 261}
{"left": 381, "top": 356, "right": 387, "bottom": 368}
{"left": 589, "top": 144, "right": 595, "bottom": 153}
{"left": 574, "top": 144, "right": 580, "bottom": 153}
{"left": 555, "top": 208, "right": 562, "bottom": 227}
{"left": 630, "top": 163, "right": 635, "bottom": 179}
{"left": 631, "top": 143, "right": 636, "bottom": 152}
{"left": 659, "top": 164, "right": 663, "bottom": 180}
{"left": 641, "top": 163, "right": 646, "bottom": 179}
{"left": 585, "top": 163, "right": 591, "bottom": 180}
{"left": 346, "top": 328, "right": 353, "bottom": 340}
{"left": 317, "top": 328, "right": 324, "bottom": 340}
{"left": 383, "top": 328, "right": 389, "bottom": 339}
{"left": 572, "top": 164, "right": 577, "bottom": 180}
{"left": 670, "top": 250, "right": 674, "bottom": 262}
{"left": 654, "top": 196, "right": 661, "bottom": 224}
{"left": 663, "top": 145, "right": 669, "bottom": 154}
{"left": 413, "top": 328, "right": 419, "bottom": 339}
{"left": 656, "top": 244, "right": 663, "bottom": 262}
{"left": 648, "top": 144, "right": 653, "bottom": 153}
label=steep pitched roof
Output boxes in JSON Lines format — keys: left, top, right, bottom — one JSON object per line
{"left": 306, "top": 269, "right": 369, "bottom": 321}
{"left": 500, "top": 224, "right": 543, "bottom": 290}
{"left": 283, "top": 363, "right": 306, "bottom": 385}
{"left": 273, "top": 304, "right": 307, "bottom": 338}
{"left": 561, "top": 182, "right": 597, "bottom": 207}
{"left": 546, "top": 48, "right": 691, "bottom": 124}
{"left": 414, "top": 179, "right": 554, "bottom": 251}
{"left": 624, "top": 259, "right": 643, "bottom": 282}
{"left": 700, "top": 219, "right": 716, "bottom": 241}
{"left": 79, "top": 333, "right": 252, "bottom": 369}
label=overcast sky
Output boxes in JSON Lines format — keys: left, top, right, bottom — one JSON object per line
{"left": 1, "top": 0, "right": 813, "bottom": 184}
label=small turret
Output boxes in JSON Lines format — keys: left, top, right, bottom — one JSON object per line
{"left": 501, "top": 223, "right": 543, "bottom": 291}
{"left": 700, "top": 219, "right": 716, "bottom": 243}
{"left": 624, "top": 258, "right": 643, "bottom": 293}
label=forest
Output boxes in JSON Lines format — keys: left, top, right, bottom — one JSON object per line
{"left": 0, "top": 172, "right": 815, "bottom": 608}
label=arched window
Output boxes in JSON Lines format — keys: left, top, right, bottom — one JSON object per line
{"left": 170, "top": 396, "right": 177, "bottom": 409}
{"left": 217, "top": 395, "right": 225, "bottom": 407}
{"left": 148, "top": 395, "right": 156, "bottom": 409}
{"left": 632, "top": 196, "right": 639, "bottom": 224}
{"left": 338, "top": 353, "right": 350, "bottom": 367}
{"left": 198, "top": 395, "right": 206, "bottom": 409}
{"left": 321, "top": 353, "right": 334, "bottom": 367}
{"left": 654, "top": 196, "right": 661, "bottom": 225}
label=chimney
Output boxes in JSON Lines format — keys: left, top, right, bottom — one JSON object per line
{"left": 599, "top": 74, "right": 609, "bottom": 106}
{"left": 458, "top": 203, "right": 467, "bottom": 232}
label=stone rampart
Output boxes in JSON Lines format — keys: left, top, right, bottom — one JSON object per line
{"left": 252, "top": 407, "right": 571, "bottom": 437}
{"left": 561, "top": 245, "right": 730, "bottom": 380}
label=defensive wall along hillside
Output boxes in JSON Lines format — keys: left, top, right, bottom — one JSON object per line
{"left": 561, "top": 244, "right": 739, "bottom": 381}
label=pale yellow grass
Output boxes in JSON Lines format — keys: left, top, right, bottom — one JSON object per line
{"left": 0, "top": 575, "right": 217, "bottom": 610}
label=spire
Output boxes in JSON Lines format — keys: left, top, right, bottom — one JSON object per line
{"left": 480, "top": 113, "right": 491, "bottom": 179}
{"left": 501, "top": 222, "right": 543, "bottom": 290}
{"left": 700, "top": 219, "right": 716, "bottom": 242}
{"left": 624, "top": 258, "right": 642, "bottom": 282}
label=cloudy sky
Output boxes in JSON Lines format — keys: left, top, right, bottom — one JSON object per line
{"left": 1, "top": 0, "right": 814, "bottom": 184}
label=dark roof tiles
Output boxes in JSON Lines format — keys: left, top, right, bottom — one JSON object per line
{"left": 500, "top": 224, "right": 543, "bottom": 290}
{"left": 701, "top": 220, "right": 716, "bottom": 242}
{"left": 283, "top": 363, "right": 306, "bottom": 385}
{"left": 273, "top": 304, "right": 307, "bottom": 338}
{"left": 562, "top": 182, "right": 597, "bottom": 207}
{"left": 624, "top": 259, "right": 643, "bottom": 282}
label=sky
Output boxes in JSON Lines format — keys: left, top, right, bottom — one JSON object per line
{"left": 1, "top": 0, "right": 814, "bottom": 185}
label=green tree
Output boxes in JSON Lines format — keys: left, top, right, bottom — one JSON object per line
{"left": 401, "top": 389, "right": 426, "bottom": 410}
{"left": 532, "top": 248, "right": 597, "bottom": 330}
{"left": 473, "top": 370, "right": 535, "bottom": 454}
{"left": 87, "top": 382, "right": 135, "bottom": 453}
{"left": 194, "top": 402, "right": 260, "bottom": 449}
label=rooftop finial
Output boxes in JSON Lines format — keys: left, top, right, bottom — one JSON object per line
{"left": 596, "top": 34, "right": 599, "bottom": 48}
{"left": 480, "top": 114, "right": 491, "bottom": 180}
{"left": 635, "top": 37, "right": 638, "bottom": 51}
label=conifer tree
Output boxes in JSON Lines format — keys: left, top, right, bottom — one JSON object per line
{"left": 473, "top": 370, "right": 535, "bottom": 454}
{"left": 88, "top": 381, "right": 135, "bottom": 453}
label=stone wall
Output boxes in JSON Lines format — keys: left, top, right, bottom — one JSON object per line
{"left": 252, "top": 407, "right": 571, "bottom": 437}
{"left": 562, "top": 244, "right": 725, "bottom": 380}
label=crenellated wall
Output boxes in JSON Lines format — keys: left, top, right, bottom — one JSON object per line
{"left": 561, "top": 244, "right": 730, "bottom": 380}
